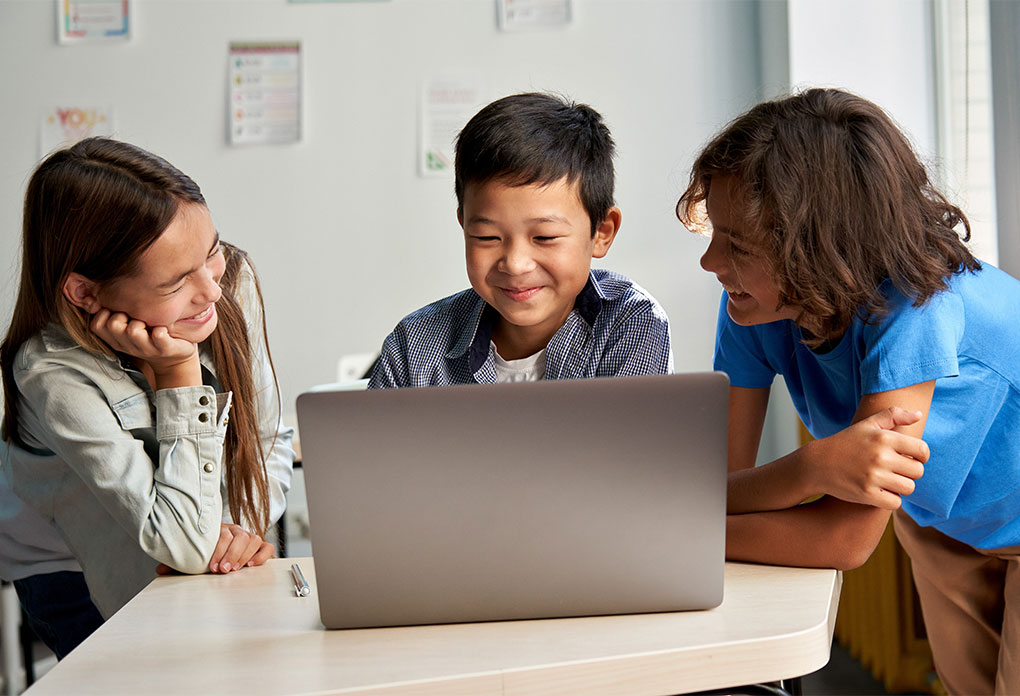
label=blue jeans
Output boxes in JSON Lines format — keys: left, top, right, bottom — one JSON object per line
{"left": 13, "top": 571, "right": 104, "bottom": 660}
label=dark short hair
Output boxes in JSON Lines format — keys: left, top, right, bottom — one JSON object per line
{"left": 677, "top": 88, "right": 979, "bottom": 344}
{"left": 455, "top": 93, "right": 615, "bottom": 235}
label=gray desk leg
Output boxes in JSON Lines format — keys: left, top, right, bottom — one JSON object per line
{"left": 780, "top": 676, "right": 802, "bottom": 695}
{"left": 687, "top": 680, "right": 797, "bottom": 696}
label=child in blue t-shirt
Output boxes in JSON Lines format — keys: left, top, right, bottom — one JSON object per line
{"left": 677, "top": 88, "right": 1020, "bottom": 695}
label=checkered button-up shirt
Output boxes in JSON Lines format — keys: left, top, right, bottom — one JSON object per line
{"left": 369, "top": 268, "right": 673, "bottom": 388}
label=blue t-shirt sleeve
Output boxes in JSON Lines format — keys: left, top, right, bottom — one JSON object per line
{"left": 858, "top": 287, "right": 962, "bottom": 394}
{"left": 711, "top": 292, "right": 776, "bottom": 389}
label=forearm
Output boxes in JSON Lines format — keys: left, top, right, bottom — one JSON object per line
{"left": 144, "top": 386, "right": 231, "bottom": 571}
{"left": 727, "top": 444, "right": 816, "bottom": 514}
{"left": 726, "top": 497, "right": 891, "bottom": 570}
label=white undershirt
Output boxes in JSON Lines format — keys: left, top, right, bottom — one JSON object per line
{"left": 491, "top": 342, "right": 547, "bottom": 383}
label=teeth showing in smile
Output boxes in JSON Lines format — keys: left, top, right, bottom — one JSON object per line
{"left": 723, "top": 286, "right": 749, "bottom": 297}
{"left": 187, "top": 306, "right": 212, "bottom": 321}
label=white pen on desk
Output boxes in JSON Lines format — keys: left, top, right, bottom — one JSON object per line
{"left": 291, "top": 562, "right": 310, "bottom": 597}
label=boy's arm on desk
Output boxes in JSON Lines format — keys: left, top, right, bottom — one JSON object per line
{"left": 727, "top": 498, "right": 891, "bottom": 571}
{"left": 724, "top": 382, "right": 933, "bottom": 571}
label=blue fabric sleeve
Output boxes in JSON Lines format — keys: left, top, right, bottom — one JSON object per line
{"left": 858, "top": 286, "right": 962, "bottom": 394}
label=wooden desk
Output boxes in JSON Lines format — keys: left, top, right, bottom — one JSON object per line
{"left": 27, "top": 558, "right": 840, "bottom": 695}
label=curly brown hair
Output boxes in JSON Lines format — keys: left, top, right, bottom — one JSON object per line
{"left": 677, "top": 88, "right": 979, "bottom": 345}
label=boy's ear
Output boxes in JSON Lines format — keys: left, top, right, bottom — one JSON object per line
{"left": 62, "top": 273, "right": 102, "bottom": 313}
{"left": 456, "top": 208, "right": 464, "bottom": 228}
{"left": 591, "top": 207, "right": 622, "bottom": 259}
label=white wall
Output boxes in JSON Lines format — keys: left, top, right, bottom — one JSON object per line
{"left": 788, "top": 0, "right": 936, "bottom": 154}
{"left": 0, "top": 0, "right": 764, "bottom": 421}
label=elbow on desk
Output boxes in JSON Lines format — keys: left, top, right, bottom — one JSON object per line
{"left": 808, "top": 503, "right": 890, "bottom": 571}
{"left": 726, "top": 498, "right": 889, "bottom": 571}
{"left": 824, "top": 540, "right": 876, "bottom": 572}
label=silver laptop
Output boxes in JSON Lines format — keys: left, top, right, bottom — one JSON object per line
{"left": 296, "top": 372, "right": 728, "bottom": 629}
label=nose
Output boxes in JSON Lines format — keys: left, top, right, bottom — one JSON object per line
{"left": 197, "top": 265, "right": 223, "bottom": 304}
{"left": 700, "top": 234, "right": 725, "bottom": 274}
{"left": 498, "top": 241, "right": 536, "bottom": 275}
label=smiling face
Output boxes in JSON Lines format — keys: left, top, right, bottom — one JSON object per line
{"left": 699, "top": 175, "right": 800, "bottom": 327}
{"left": 460, "top": 177, "right": 618, "bottom": 359}
{"left": 96, "top": 202, "right": 225, "bottom": 344}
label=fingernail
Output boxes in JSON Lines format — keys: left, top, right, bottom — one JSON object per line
{"left": 222, "top": 562, "right": 231, "bottom": 572}
{"left": 210, "top": 562, "right": 218, "bottom": 572}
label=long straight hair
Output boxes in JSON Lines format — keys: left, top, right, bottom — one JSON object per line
{"left": 1, "top": 137, "right": 272, "bottom": 536}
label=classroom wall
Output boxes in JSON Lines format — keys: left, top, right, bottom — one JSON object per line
{"left": 0, "top": 0, "right": 767, "bottom": 425}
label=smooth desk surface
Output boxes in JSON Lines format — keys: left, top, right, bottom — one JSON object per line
{"left": 28, "top": 558, "right": 841, "bottom": 696}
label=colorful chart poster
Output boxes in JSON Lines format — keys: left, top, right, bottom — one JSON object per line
{"left": 228, "top": 42, "right": 302, "bottom": 146}
{"left": 57, "top": 0, "right": 131, "bottom": 44}
{"left": 419, "top": 76, "right": 485, "bottom": 178}
{"left": 39, "top": 106, "right": 115, "bottom": 158}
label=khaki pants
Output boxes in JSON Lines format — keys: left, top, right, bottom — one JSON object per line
{"left": 894, "top": 509, "right": 1020, "bottom": 696}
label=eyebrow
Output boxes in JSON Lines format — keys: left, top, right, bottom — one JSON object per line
{"left": 712, "top": 224, "right": 747, "bottom": 244}
{"left": 155, "top": 232, "right": 220, "bottom": 289}
{"left": 528, "top": 215, "right": 572, "bottom": 225}
{"left": 465, "top": 215, "right": 572, "bottom": 226}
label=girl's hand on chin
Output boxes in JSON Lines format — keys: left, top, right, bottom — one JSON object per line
{"left": 90, "top": 309, "right": 200, "bottom": 387}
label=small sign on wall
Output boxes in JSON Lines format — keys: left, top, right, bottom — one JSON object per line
{"left": 228, "top": 41, "right": 302, "bottom": 146}
{"left": 39, "top": 106, "right": 115, "bottom": 157}
{"left": 419, "top": 76, "right": 485, "bottom": 178}
{"left": 57, "top": 0, "right": 131, "bottom": 44}
{"left": 497, "top": 0, "right": 572, "bottom": 31}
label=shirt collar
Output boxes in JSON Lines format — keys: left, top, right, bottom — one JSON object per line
{"left": 41, "top": 323, "right": 90, "bottom": 353}
{"left": 446, "top": 271, "right": 607, "bottom": 373}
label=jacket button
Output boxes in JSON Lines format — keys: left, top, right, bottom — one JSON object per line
{"left": 199, "top": 395, "right": 210, "bottom": 406}
{"left": 198, "top": 412, "right": 209, "bottom": 423}
{"left": 204, "top": 462, "right": 215, "bottom": 473}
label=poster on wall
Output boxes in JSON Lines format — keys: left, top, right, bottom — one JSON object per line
{"left": 39, "top": 106, "right": 115, "bottom": 158}
{"left": 57, "top": 0, "right": 131, "bottom": 44}
{"left": 419, "top": 76, "right": 485, "bottom": 178}
{"left": 497, "top": 0, "right": 571, "bottom": 31}
{"left": 228, "top": 41, "right": 302, "bottom": 146}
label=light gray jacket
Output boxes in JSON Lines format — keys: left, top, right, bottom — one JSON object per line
{"left": 0, "top": 269, "right": 294, "bottom": 618}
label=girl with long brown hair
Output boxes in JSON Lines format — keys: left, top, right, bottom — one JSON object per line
{"left": 0, "top": 138, "right": 294, "bottom": 657}
{"left": 679, "top": 88, "right": 1020, "bottom": 695}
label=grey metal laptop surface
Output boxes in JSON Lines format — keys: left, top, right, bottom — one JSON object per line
{"left": 296, "top": 372, "right": 728, "bottom": 629}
